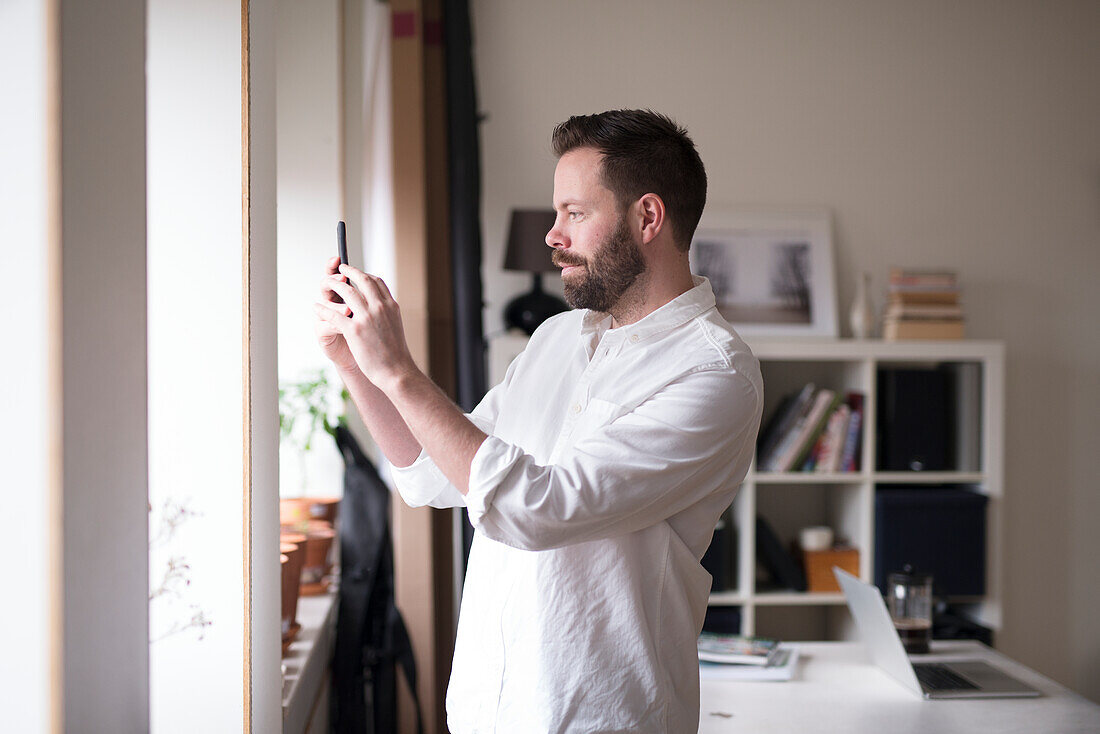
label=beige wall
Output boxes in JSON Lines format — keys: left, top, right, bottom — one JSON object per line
{"left": 472, "top": 0, "right": 1100, "bottom": 701}
{"left": 59, "top": 0, "right": 150, "bottom": 728}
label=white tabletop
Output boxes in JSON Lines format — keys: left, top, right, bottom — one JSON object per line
{"left": 699, "top": 641, "right": 1100, "bottom": 734}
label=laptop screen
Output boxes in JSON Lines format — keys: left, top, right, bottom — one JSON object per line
{"left": 835, "top": 567, "right": 922, "bottom": 694}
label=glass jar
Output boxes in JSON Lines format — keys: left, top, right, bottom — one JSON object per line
{"left": 887, "top": 565, "right": 933, "bottom": 654}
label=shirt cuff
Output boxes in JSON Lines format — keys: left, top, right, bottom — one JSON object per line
{"left": 465, "top": 434, "right": 524, "bottom": 527}
{"left": 389, "top": 449, "right": 452, "bottom": 507}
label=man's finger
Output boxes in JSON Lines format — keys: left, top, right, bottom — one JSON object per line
{"left": 339, "top": 264, "right": 387, "bottom": 305}
{"left": 325, "top": 256, "right": 341, "bottom": 275}
{"left": 326, "top": 277, "right": 367, "bottom": 313}
{"left": 313, "top": 300, "right": 352, "bottom": 323}
{"left": 320, "top": 272, "right": 349, "bottom": 302}
{"left": 371, "top": 275, "right": 395, "bottom": 302}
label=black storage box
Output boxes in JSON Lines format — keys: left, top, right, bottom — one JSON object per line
{"left": 874, "top": 487, "right": 988, "bottom": 596}
{"left": 701, "top": 508, "right": 737, "bottom": 592}
{"left": 702, "top": 606, "right": 742, "bottom": 635}
{"left": 877, "top": 367, "right": 955, "bottom": 471}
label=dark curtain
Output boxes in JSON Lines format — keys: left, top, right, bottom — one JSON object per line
{"left": 331, "top": 426, "right": 423, "bottom": 734}
{"left": 444, "top": 0, "right": 486, "bottom": 566}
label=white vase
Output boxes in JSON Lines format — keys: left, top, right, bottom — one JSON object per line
{"left": 850, "top": 271, "right": 874, "bottom": 339}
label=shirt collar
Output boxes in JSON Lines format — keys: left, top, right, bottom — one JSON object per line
{"left": 579, "top": 275, "right": 716, "bottom": 344}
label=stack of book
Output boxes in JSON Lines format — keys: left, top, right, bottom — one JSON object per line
{"left": 884, "top": 267, "right": 965, "bottom": 340}
{"left": 697, "top": 633, "right": 800, "bottom": 681}
{"left": 756, "top": 384, "right": 864, "bottom": 473}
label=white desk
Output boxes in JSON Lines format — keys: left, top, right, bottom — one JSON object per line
{"left": 699, "top": 641, "right": 1100, "bottom": 734}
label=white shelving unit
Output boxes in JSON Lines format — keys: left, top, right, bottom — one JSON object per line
{"left": 715, "top": 337, "right": 1005, "bottom": 642}
{"left": 486, "top": 333, "right": 1005, "bottom": 643}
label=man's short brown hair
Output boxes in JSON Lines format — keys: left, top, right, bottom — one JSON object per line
{"left": 551, "top": 109, "right": 707, "bottom": 252}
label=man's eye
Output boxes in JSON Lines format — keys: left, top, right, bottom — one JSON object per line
{"left": 568, "top": 211, "right": 582, "bottom": 221}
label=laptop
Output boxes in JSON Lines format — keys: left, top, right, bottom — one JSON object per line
{"left": 834, "top": 568, "right": 1040, "bottom": 699}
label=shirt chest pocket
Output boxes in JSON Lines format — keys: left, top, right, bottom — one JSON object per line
{"left": 567, "top": 398, "right": 628, "bottom": 444}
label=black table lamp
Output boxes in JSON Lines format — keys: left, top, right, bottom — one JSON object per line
{"left": 503, "top": 209, "right": 568, "bottom": 335}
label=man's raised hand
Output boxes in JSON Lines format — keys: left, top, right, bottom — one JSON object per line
{"left": 314, "top": 264, "right": 416, "bottom": 393}
{"left": 314, "top": 257, "right": 363, "bottom": 374}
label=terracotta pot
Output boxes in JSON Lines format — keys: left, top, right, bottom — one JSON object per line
{"left": 302, "top": 496, "right": 340, "bottom": 527}
{"left": 280, "top": 541, "right": 304, "bottom": 644}
{"left": 284, "top": 521, "right": 336, "bottom": 595}
{"left": 280, "top": 531, "right": 308, "bottom": 555}
{"left": 280, "top": 517, "right": 330, "bottom": 538}
{"left": 279, "top": 497, "right": 309, "bottom": 525}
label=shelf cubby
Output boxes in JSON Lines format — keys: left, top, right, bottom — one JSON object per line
{"left": 708, "top": 338, "right": 1005, "bottom": 642}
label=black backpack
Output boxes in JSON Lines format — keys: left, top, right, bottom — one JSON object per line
{"left": 331, "top": 425, "right": 423, "bottom": 734}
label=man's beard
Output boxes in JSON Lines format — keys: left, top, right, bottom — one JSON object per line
{"left": 553, "top": 217, "right": 646, "bottom": 313}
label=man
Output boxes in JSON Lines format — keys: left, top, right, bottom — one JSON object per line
{"left": 314, "top": 109, "right": 763, "bottom": 733}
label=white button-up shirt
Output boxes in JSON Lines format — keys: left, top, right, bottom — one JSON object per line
{"left": 391, "top": 277, "right": 763, "bottom": 734}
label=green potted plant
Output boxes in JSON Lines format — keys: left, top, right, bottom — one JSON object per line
{"left": 278, "top": 368, "right": 347, "bottom": 598}
{"left": 278, "top": 368, "right": 348, "bottom": 498}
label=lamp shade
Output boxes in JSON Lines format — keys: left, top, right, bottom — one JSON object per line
{"left": 503, "top": 209, "right": 557, "bottom": 273}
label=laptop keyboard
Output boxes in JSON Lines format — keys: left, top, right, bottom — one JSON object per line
{"left": 914, "top": 664, "right": 980, "bottom": 691}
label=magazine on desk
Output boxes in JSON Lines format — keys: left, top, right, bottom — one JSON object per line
{"left": 698, "top": 633, "right": 801, "bottom": 681}
{"left": 697, "top": 633, "right": 781, "bottom": 665}
{"left": 699, "top": 646, "right": 801, "bottom": 681}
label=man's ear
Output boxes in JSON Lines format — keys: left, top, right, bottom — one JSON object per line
{"left": 637, "top": 193, "right": 666, "bottom": 245}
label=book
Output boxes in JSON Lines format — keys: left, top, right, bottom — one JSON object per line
{"left": 780, "top": 389, "right": 841, "bottom": 472}
{"left": 756, "top": 383, "right": 816, "bottom": 470}
{"left": 699, "top": 646, "right": 801, "bottom": 681}
{"left": 839, "top": 392, "right": 864, "bottom": 472}
{"left": 885, "top": 265, "right": 966, "bottom": 341}
{"left": 756, "top": 392, "right": 793, "bottom": 460}
{"left": 815, "top": 404, "right": 851, "bottom": 473}
{"left": 883, "top": 319, "right": 966, "bottom": 340}
{"left": 800, "top": 433, "right": 825, "bottom": 472}
{"left": 767, "top": 388, "right": 829, "bottom": 472}
{"left": 755, "top": 515, "right": 807, "bottom": 592}
{"left": 761, "top": 387, "right": 822, "bottom": 473}
{"left": 697, "top": 633, "right": 780, "bottom": 665}
{"left": 889, "top": 290, "right": 961, "bottom": 305}
{"left": 887, "top": 269, "right": 961, "bottom": 317}
{"left": 885, "top": 303, "right": 965, "bottom": 320}
{"left": 889, "top": 267, "right": 958, "bottom": 287}
{"left": 833, "top": 406, "right": 855, "bottom": 473}
{"left": 764, "top": 404, "right": 812, "bottom": 471}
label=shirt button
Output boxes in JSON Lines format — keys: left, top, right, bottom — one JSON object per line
{"left": 630, "top": 334, "right": 640, "bottom": 343}
{"left": 572, "top": 404, "right": 582, "bottom": 414}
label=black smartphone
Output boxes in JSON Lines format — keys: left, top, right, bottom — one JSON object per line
{"left": 337, "top": 220, "right": 349, "bottom": 267}
{"left": 335, "top": 220, "right": 349, "bottom": 307}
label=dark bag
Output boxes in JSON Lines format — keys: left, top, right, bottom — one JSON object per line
{"left": 331, "top": 425, "right": 423, "bottom": 734}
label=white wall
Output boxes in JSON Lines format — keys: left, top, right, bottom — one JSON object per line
{"left": 0, "top": 2, "right": 56, "bottom": 731}
{"left": 275, "top": 0, "right": 346, "bottom": 498}
{"left": 471, "top": 0, "right": 1100, "bottom": 701}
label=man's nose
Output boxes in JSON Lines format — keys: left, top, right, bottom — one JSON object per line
{"left": 546, "top": 220, "right": 566, "bottom": 249}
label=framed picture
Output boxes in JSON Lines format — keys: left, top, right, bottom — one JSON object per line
{"left": 690, "top": 209, "right": 838, "bottom": 338}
